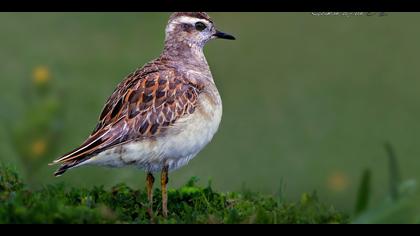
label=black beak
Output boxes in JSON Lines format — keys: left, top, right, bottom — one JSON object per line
{"left": 214, "top": 30, "right": 236, "bottom": 40}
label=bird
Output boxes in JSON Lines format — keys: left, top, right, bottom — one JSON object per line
{"left": 50, "top": 12, "right": 235, "bottom": 218}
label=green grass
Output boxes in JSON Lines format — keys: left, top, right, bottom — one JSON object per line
{"left": 0, "top": 164, "right": 347, "bottom": 224}
{"left": 2, "top": 144, "right": 418, "bottom": 224}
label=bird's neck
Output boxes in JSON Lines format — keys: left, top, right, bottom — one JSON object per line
{"left": 161, "top": 38, "right": 210, "bottom": 72}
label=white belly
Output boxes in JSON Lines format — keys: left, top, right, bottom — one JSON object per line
{"left": 84, "top": 91, "right": 222, "bottom": 173}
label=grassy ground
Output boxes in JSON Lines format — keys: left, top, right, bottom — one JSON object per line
{"left": 0, "top": 164, "right": 347, "bottom": 224}
{"left": 3, "top": 145, "right": 419, "bottom": 223}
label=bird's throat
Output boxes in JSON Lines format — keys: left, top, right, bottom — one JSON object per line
{"left": 162, "top": 39, "right": 209, "bottom": 69}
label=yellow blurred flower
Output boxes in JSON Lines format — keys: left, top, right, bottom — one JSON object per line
{"left": 327, "top": 171, "right": 349, "bottom": 192}
{"left": 30, "top": 138, "right": 47, "bottom": 158}
{"left": 32, "top": 66, "right": 51, "bottom": 85}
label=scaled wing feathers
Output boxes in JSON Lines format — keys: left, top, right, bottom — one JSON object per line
{"left": 51, "top": 60, "right": 202, "bottom": 175}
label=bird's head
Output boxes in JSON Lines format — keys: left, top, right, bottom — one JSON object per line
{"left": 165, "top": 12, "right": 235, "bottom": 48}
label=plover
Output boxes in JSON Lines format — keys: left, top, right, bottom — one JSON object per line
{"left": 50, "top": 12, "right": 235, "bottom": 217}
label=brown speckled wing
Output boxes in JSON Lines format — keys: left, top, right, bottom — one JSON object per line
{"left": 52, "top": 61, "right": 202, "bottom": 174}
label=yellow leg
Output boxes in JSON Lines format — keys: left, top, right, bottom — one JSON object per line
{"left": 146, "top": 172, "right": 155, "bottom": 218}
{"left": 161, "top": 165, "right": 169, "bottom": 217}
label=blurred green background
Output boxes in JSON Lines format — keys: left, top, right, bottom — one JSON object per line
{"left": 1, "top": 12, "right": 420, "bottom": 213}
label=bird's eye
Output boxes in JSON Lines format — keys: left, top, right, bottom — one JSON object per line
{"left": 195, "top": 22, "right": 207, "bottom": 31}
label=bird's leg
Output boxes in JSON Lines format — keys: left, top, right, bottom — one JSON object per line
{"left": 161, "top": 164, "right": 169, "bottom": 217}
{"left": 146, "top": 172, "right": 155, "bottom": 218}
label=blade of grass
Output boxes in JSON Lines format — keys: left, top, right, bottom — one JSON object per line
{"left": 354, "top": 169, "right": 371, "bottom": 215}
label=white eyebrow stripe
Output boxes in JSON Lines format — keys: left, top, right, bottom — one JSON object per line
{"left": 172, "top": 16, "right": 210, "bottom": 26}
